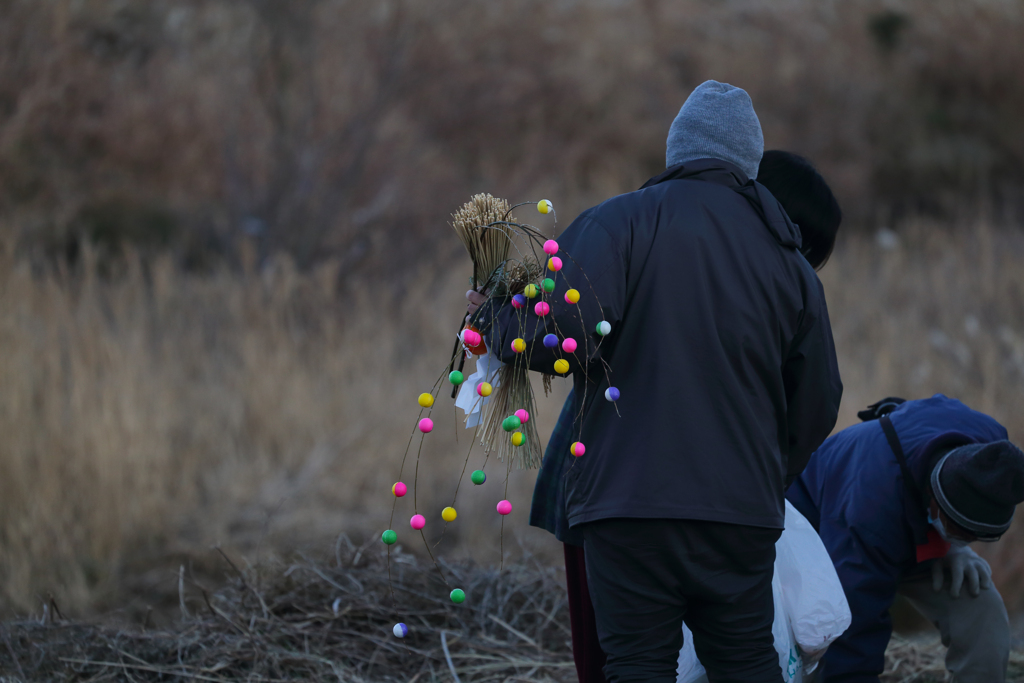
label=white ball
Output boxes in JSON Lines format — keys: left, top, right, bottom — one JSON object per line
{"left": 596, "top": 321, "right": 612, "bottom": 336}
{"left": 393, "top": 622, "right": 408, "bottom": 638}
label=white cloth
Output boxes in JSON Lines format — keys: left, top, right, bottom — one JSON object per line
{"left": 454, "top": 351, "right": 503, "bottom": 428}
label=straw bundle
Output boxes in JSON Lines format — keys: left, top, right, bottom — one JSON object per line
{"left": 450, "top": 194, "right": 544, "bottom": 469}
{"left": 451, "top": 193, "right": 515, "bottom": 291}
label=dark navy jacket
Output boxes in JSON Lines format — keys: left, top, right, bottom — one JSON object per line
{"left": 476, "top": 158, "right": 842, "bottom": 530}
{"left": 787, "top": 395, "right": 1008, "bottom": 682}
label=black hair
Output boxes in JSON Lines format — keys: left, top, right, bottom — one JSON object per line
{"left": 757, "top": 150, "right": 842, "bottom": 270}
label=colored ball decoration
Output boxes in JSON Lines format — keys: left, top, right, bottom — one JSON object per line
{"left": 511, "top": 432, "right": 525, "bottom": 447}
{"left": 441, "top": 506, "right": 458, "bottom": 523}
{"left": 462, "top": 328, "right": 482, "bottom": 347}
{"left": 476, "top": 382, "right": 492, "bottom": 397}
{"left": 554, "top": 359, "right": 570, "bottom": 374}
{"left": 450, "top": 589, "right": 466, "bottom": 604}
{"left": 547, "top": 256, "right": 563, "bottom": 272}
{"left": 449, "top": 370, "right": 465, "bottom": 385}
{"left": 537, "top": 199, "right": 553, "bottom": 215}
{"left": 381, "top": 529, "right": 397, "bottom": 545}
{"left": 564, "top": 288, "right": 580, "bottom": 304}
{"left": 464, "top": 325, "right": 487, "bottom": 355}
{"left": 471, "top": 469, "right": 487, "bottom": 485}
{"left": 543, "top": 333, "right": 558, "bottom": 348}
{"left": 418, "top": 418, "right": 434, "bottom": 433}
{"left": 562, "top": 338, "right": 578, "bottom": 353}
{"left": 511, "top": 338, "right": 527, "bottom": 353}
{"left": 524, "top": 284, "right": 539, "bottom": 298}
{"left": 392, "top": 481, "right": 407, "bottom": 497}
{"left": 410, "top": 514, "right": 426, "bottom": 530}
{"left": 596, "top": 321, "right": 612, "bottom": 336}
{"left": 605, "top": 387, "right": 620, "bottom": 402}
{"left": 571, "top": 441, "right": 586, "bottom": 457}
{"left": 534, "top": 301, "right": 550, "bottom": 316}
{"left": 418, "top": 393, "right": 435, "bottom": 408}
{"left": 511, "top": 294, "right": 527, "bottom": 309}
{"left": 502, "top": 415, "right": 522, "bottom": 432}
{"left": 514, "top": 408, "right": 530, "bottom": 424}
{"left": 496, "top": 500, "right": 512, "bottom": 515}
{"left": 543, "top": 239, "right": 559, "bottom": 255}
{"left": 393, "top": 623, "right": 409, "bottom": 638}
{"left": 542, "top": 278, "right": 556, "bottom": 293}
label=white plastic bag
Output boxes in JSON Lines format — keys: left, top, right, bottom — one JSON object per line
{"left": 776, "top": 500, "right": 851, "bottom": 666}
{"left": 676, "top": 502, "right": 850, "bottom": 682}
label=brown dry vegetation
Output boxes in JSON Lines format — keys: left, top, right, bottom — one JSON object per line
{"left": 0, "top": 0, "right": 1023, "bottom": 664}
{"left": 2, "top": 0, "right": 1024, "bottom": 271}
{"left": 2, "top": 547, "right": 1021, "bottom": 682}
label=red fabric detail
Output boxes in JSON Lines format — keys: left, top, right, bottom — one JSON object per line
{"left": 916, "top": 527, "right": 951, "bottom": 563}
{"left": 564, "top": 543, "right": 608, "bottom": 683}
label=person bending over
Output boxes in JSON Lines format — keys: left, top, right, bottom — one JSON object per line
{"left": 788, "top": 395, "right": 1024, "bottom": 682}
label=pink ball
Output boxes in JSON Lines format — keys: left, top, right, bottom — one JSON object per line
{"left": 534, "top": 301, "right": 550, "bottom": 316}
{"left": 543, "top": 239, "right": 559, "bottom": 255}
{"left": 548, "top": 256, "right": 563, "bottom": 272}
{"left": 571, "top": 441, "right": 586, "bottom": 457}
{"left": 393, "top": 482, "right": 407, "bottom": 497}
{"left": 562, "top": 338, "right": 578, "bottom": 353}
{"left": 418, "top": 418, "right": 434, "bottom": 433}
{"left": 514, "top": 408, "right": 530, "bottom": 424}
{"left": 496, "top": 500, "right": 512, "bottom": 516}
{"left": 410, "top": 514, "right": 426, "bottom": 530}
{"left": 462, "top": 329, "right": 481, "bottom": 347}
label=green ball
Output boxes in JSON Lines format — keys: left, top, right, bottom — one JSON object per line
{"left": 450, "top": 588, "right": 466, "bottom": 604}
{"left": 542, "top": 278, "right": 556, "bottom": 293}
{"left": 381, "top": 529, "right": 397, "bottom": 545}
{"left": 471, "top": 470, "right": 487, "bottom": 485}
{"left": 449, "top": 370, "right": 465, "bottom": 385}
{"left": 502, "top": 415, "right": 522, "bottom": 432}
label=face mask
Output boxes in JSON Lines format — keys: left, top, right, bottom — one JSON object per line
{"left": 929, "top": 510, "right": 969, "bottom": 549}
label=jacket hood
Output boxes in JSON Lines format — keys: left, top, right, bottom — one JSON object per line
{"left": 641, "top": 159, "right": 802, "bottom": 250}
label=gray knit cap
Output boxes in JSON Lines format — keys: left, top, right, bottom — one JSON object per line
{"left": 666, "top": 80, "right": 764, "bottom": 180}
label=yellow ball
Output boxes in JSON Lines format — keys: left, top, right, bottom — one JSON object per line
{"left": 512, "top": 338, "right": 527, "bottom": 353}
{"left": 524, "top": 283, "right": 539, "bottom": 298}
{"left": 511, "top": 432, "right": 525, "bottom": 447}
{"left": 554, "top": 359, "right": 570, "bottom": 374}
{"left": 537, "top": 199, "right": 552, "bottom": 214}
{"left": 441, "top": 506, "right": 457, "bottom": 523}
{"left": 477, "top": 382, "right": 492, "bottom": 397}
{"left": 418, "top": 393, "right": 434, "bottom": 408}
{"left": 565, "top": 288, "right": 580, "bottom": 304}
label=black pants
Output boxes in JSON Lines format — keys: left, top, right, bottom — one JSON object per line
{"left": 582, "top": 518, "right": 782, "bottom": 683}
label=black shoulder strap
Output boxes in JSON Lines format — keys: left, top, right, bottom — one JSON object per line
{"left": 879, "top": 415, "right": 926, "bottom": 513}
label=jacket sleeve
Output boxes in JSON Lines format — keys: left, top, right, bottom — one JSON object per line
{"left": 782, "top": 278, "right": 843, "bottom": 486}
{"left": 472, "top": 212, "right": 628, "bottom": 375}
{"left": 818, "top": 518, "right": 905, "bottom": 682}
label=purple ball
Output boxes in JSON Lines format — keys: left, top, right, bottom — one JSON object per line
{"left": 604, "top": 387, "right": 620, "bottom": 402}
{"left": 512, "top": 294, "right": 527, "bottom": 308}
{"left": 543, "top": 334, "right": 558, "bottom": 348}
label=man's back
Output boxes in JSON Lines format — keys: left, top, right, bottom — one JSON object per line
{"left": 564, "top": 161, "right": 840, "bottom": 529}
{"left": 485, "top": 159, "right": 841, "bottom": 530}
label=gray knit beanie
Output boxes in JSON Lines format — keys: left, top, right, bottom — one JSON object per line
{"left": 666, "top": 80, "right": 764, "bottom": 180}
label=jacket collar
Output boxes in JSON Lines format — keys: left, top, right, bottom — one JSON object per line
{"left": 641, "top": 158, "right": 803, "bottom": 251}
{"left": 640, "top": 158, "right": 749, "bottom": 191}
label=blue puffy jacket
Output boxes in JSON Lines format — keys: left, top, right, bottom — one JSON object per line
{"left": 786, "top": 395, "right": 1008, "bottom": 681}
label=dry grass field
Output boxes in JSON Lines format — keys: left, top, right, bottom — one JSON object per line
{"left": 2, "top": 220, "right": 1024, "bottom": 622}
